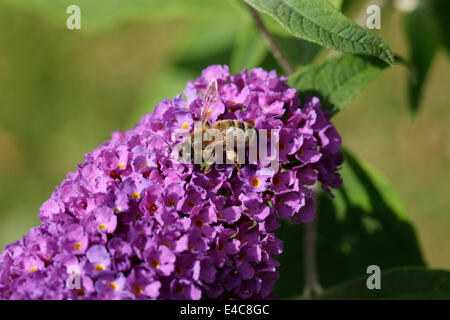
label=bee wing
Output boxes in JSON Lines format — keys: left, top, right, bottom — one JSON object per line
{"left": 200, "top": 78, "right": 218, "bottom": 125}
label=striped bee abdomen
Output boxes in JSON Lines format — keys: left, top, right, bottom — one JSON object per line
{"left": 212, "top": 120, "right": 254, "bottom": 133}
{"left": 211, "top": 119, "right": 257, "bottom": 147}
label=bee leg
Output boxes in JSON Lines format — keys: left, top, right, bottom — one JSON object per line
{"left": 226, "top": 147, "right": 241, "bottom": 176}
{"left": 233, "top": 152, "right": 242, "bottom": 176}
{"left": 203, "top": 165, "right": 212, "bottom": 175}
{"left": 235, "top": 163, "right": 242, "bottom": 176}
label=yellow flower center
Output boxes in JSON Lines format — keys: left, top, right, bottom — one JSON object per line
{"left": 73, "top": 242, "right": 82, "bottom": 251}
{"left": 176, "top": 285, "right": 185, "bottom": 294}
{"left": 150, "top": 259, "right": 160, "bottom": 269}
{"left": 250, "top": 177, "right": 261, "bottom": 188}
{"left": 118, "top": 163, "right": 125, "bottom": 169}
{"left": 76, "top": 289, "right": 85, "bottom": 297}
{"left": 29, "top": 266, "right": 37, "bottom": 273}
{"left": 175, "top": 266, "right": 183, "bottom": 276}
{"left": 113, "top": 207, "right": 121, "bottom": 212}
{"left": 275, "top": 196, "right": 283, "bottom": 205}
{"left": 279, "top": 142, "right": 286, "bottom": 152}
{"left": 131, "top": 192, "right": 140, "bottom": 199}
{"left": 140, "top": 163, "right": 149, "bottom": 169}
{"left": 187, "top": 199, "right": 196, "bottom": 207}
{"left": 195, "top": 218, "right": 205, "bottom": 229}
{"left": 216, "top": 212, "right": 223, "bottom": 219}
{"left": 297, "top": 148, "right": 304, "bottom": 157}
{"left": 133, "top": 285, "right": 143, "bottom": 296}
{"left": 108, "top": 282, "right": 118, "bottom": 291}
{"left": 244, "top": 209, "right": 252, "bottom": 216}
{"left": 273, "top": 176, "right": 281, "bottom": 186}
{"left": 98, "top": 224, "right": 107, "bottom": 232}
{"left": 94, "top": 264, "right": 105, "bottom": 272}
{"left": 162, "top": 242, "right": 171, "bottom": 249}
{"left": 181, "top": 122, "right": 189, "bottom": 130}
{"left": 149, "top": 202, "right": 157, "bottom": 212}
{"left": 167, "top": 200, "right": 176, "bottom": 207}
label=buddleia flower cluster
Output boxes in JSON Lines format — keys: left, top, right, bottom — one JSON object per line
{"left": 0, "top": 65, "right": 342, "bottom": 300}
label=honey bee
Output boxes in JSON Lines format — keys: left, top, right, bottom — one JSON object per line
{"left": 179, "top": 78, "right": 257, "bottom": 176}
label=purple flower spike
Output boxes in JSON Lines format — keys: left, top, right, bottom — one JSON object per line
{"left": 0, "top": 65, "right": 342, "bottom": 300}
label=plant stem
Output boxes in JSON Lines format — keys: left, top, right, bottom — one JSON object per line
{"left": 303, "top": 211, "right": 323, "bottom": 299}
{"left": 245, "top": 3, "right": 296, "bottom": 75}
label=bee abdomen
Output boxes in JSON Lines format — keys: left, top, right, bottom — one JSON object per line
{"left": 212, "top": 120, "right": 231, "bottom": 131}
{"left": 233, "top": 119, "right": 245, "bottom": 131}
{"left": 213, "top": 120, "right": 253, "bottom": 131}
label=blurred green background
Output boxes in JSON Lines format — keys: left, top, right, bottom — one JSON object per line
{"left": 0, "top": 0, "right": 449, "bottom": 274}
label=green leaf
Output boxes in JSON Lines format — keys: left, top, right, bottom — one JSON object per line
{"left": 404, "top": 6, "right": 441, "bottom": 116}
{"left": 275, "top": 36, "right": 322, "bottom": 67}
{"left": 328, "top": 0, "right": 343, "bottom": 10}
{"left": 275, "top": 148, "right": 425, "bottom": 299}
{"left": 243, "top": 0, "right": 395, "bottom": 65}
{"left": 288, "top": 54, "right": 386, "bottom": 115}
{"left": 230, "top": 21, "right": 268, "bottom": 74}
{"left": 0, "top": 0, "right": 234, "bottom": 31}
{"left": 261, "top": 15, "right": 322, "bottom": 66}
{"left": 320, "top": 266, "right": 450, "bottom": 299}
{"left": 432, "top": 0, "right": 450, "bottom": 53}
